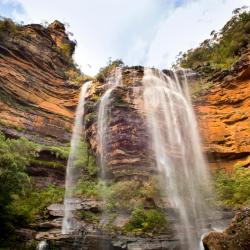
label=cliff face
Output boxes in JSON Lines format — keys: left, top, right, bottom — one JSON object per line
{"left": 84, "top": 67, "right": 156, "bottom": 181}
{"left": 0, "top": 19, "right": 249, "bottom": 179}
{"left": 194, "top": 50, "right": 250, "bottom": 171}
{"left": 82, "top": 56, "right": 250, "bottom": 180}
{"left": 0, "top": 20, "right": 80, "bottom": 145}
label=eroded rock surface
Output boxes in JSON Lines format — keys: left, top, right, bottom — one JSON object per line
{"left": 203, "top": 207, "right": 250, "bottom": 250}
{"left": 194, "top": 50, "right": 250, "bottom": 170}
{"left": 84, "top": 67, "right": 156, "bottom": 181}
{"left": 0, "top": 20, "right": 80, "bottom": 145}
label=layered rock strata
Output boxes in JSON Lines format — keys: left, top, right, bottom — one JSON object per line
{"left": 0, "top": 20, "right": 80, "bottom": 145}
{"left": 194, "top": 50, "right": 250, "bottom": 171}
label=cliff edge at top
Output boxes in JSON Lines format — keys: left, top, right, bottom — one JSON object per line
{"left": 194, "top": 49, "right": 250, "bottom": 170}
{"left": 0, "top": 19, "right": 81, "bottom": 145}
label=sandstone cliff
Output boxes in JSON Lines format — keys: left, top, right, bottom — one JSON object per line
{"left": 194, "top": 50, "right": 250, "bottom": 171}
{"left": 0, "top": 20, "right": 80, "bottom": 145}
{"left": 1, "top": 19, "right": 249, "bottom": 176}
{"left": 84, "top": 66, "right": 156, "bottom": 181}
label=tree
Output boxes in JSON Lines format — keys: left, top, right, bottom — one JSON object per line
{"left": 0, "top": 133, "right": 36, "bottom": 236}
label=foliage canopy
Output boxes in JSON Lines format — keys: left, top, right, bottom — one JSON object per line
{"left": 176, "top": 7, "right": 250, "bottom": 75}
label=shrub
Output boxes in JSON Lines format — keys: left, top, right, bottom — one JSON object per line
{"left": 214, "top": 166, "right": 250, "bottom": 208}
{"left": 65, "top": 68, "right": 93, "bottom": 85}
{"left": 96, "top": 59, "right": 124, "bottom": 82}
{"left": 60, "top": 43, "right": 72, "bottom": 58}
{"left": 0, "top": 133, "right": 36, "bottom": 236}
{"left": 74, "top": 179, "right": 100, "bottom": 198}
{"left": 0, "top": 18, "right": 19, "bottom": 34}
{"left": 9, "top": 185, "right": 64, "bottom": 224}
{"left": 124, "top": 207, "right": 168, "bottom": 234}
{"left": 104, "top": 178, "right": 160, "bottom": 212}
{"left": 79, "top": 210, "right": 99, "bottom": 223}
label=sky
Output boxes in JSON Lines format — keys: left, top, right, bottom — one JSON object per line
{"left": 0, "top": 0, "right": 249, "bottom": 76}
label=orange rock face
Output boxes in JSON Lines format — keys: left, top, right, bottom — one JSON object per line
{"left": 0, "top": 21, "right": 80, "bottom": 144}
{"left": 194, "top": 51, "right": 250, "bottom": 170}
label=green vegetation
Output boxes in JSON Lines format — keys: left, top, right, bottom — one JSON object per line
{"left": 73, "top": 178, "right": 168, "bottom": 234}
{"left": 0, "top": 133, "right": 66, "bottom": 244}
{"left": 35, "top": 144, "right": 70, "bottom": 160}
{"left": 0, "top": 17, "right": 19, "bottom": 34}
{"left": 214, "top": 165, "right": 250, "bottom": 208}
{"left": 9, "top": 185, "right": 64, "bottom": 224}
{"left": 0, "top": 133, "right": 36, "bottom": 237}
{"left": 63, "top": 139, "right": 97, "bottom": 177}
{"left": 176, "top": 7, "right": 250, "bottom": 75}
{"left": 96, "top": 59, "right": 124, "bottom": 82}
{"left": 74, "top": 179, "right": 100, "bottom": 198}
{"left": 79, "top": 210, "right": 99, "bottom": 223}
{"left": 124, "top": 207, "right": 168, "bottom": 234}
{"left": 30, "top": 159, "right": 65, "bottom": 168}
{"left": 104, "top": 179, "right": 160, "bottom": 212}
{"left": 190, "top": 80, "right": 214, "bottom": 97}
{"left": 60, "top": 43, "right": 72, "bottom": 58}
{"left": 65, "top": 67, "right": 93, "bottom": 85}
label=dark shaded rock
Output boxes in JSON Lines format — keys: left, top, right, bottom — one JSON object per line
{"left": 31, "top": 218, "right": 62, "bottom": 230}
{"left": 85, "top": 68, "right": 156, "bottom": 181}
{"left": 15, "top": 228, "right": 37, "bottom": 240}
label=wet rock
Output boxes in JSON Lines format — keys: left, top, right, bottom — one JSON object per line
{"left": 80, "top": 199, "right": 103, "bottom": 213}
{"left": 31, "top": 218, "right": 62, "bottom": 230}
{"left": 112, "top": 214, "right": 130, "bottom": 229}
{"left": 47, "top": 199, "right": 103, "bottom": 219}
{"left": 203, "top": 207, "right": 250, "bottom": 250}
{"left": 47, "top": 204, "right": 64, "bottom": 217}
{"left": 15, "top": 228, "right": 37, "bottom": 240}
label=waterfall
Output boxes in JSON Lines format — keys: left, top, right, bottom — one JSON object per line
{"left": 62, "top": 81, "right": 92, "bottom": 234}
{"left": 143, "top": 68, "right": 213, "bottom": 250}
{"left": 97, "top": 67, "right": 122, "bottom": 179}
{"left": 37, "top": 240, "right": 49, "bottom": 250}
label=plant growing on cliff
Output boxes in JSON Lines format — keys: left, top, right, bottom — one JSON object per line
{"left": 65, "top": 67, "right": 93, "bottom": 85}
{"left": 60, "top": 43, "right": 72, "bottom": 58}
{"left": 103, "top": 178, "right": 161, "bottom": 213}
{"left": 96, "top": 59, "right": 124, "bottom": 82}
{"left": 176, "top": 7, "right": 250, "bottom": 75}
{"left": 0, "top": 17, "right": 19, "bottom": 34}
{"left": 214, "top": 165, "right": 250, "bottom": 208}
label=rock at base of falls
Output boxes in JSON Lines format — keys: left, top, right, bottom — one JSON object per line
{"left": 203, "top": 206, "right": 250, "bottom": 250}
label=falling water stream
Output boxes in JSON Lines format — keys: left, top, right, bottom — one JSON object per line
{"left": 37, "top": 240, "right": 49, "bottom": 250}
{"left": 143, "top": 68, "right": 213, "bottom": 250}
{"left": 62, "top": 81, "right": 92, "bottom": 234}
{"left": 97, "top": 67, "right": 122, "bottom": 178}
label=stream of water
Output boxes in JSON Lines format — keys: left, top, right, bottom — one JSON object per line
{"left": 143, "top": 68, "right": 213, "bottom": 250}
{"left": 62, "top": 81, "right": 92, "bottom": 234}
{"left": 97, "top": 67, "right": 122, "bottom": 179}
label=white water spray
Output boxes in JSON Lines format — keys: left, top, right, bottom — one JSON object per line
{"left": 97, "top": 67, "right": 122, "bottom": 178}
{"left": 37, "top": 240, "right": 49, "bottom": 250}
{"left": 143, "top": 68, "right": 213, "bottom": 250}
{"left": 62, "top": 81, "right": 92, "bottom": 234}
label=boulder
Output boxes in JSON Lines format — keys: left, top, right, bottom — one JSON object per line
{"left": 203, "top": 207, "right": 250, "bottom": 250}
